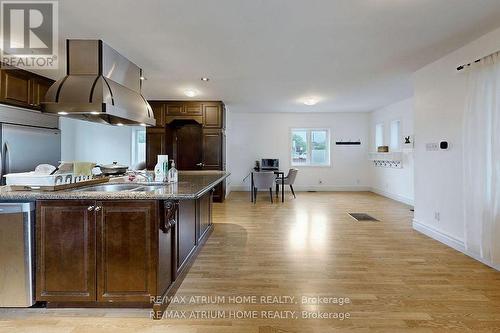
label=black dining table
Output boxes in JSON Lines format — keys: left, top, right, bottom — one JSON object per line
{"left": 250, "top": 170, "right": 285, "bottom": 203}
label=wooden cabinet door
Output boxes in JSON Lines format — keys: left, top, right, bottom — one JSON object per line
{"left": 165, "top": 103, "right": 186, "bottom": 116}
{"left": 96, "top": 201, "right": 158, "bottom": 303}
{"left": 202, "top": 103, "right": 222, "bottom": 128}
{"left": 31, "top": 77, "right": 53, "bottom": 110}
{"left": 150, "top": 102, "right": 165, "bottom": 128}
{"left": 146, "top": 128, "right": 165, "bottom": 170}
{"left": 202, "top": 129, "right": 222, "bottom": 170}
{"left": 176, "top": 123, "right": 203, "bottom": 170}
{"left": 197, "top": 191, "right": 212, "bottom": 242}
{"left": 176, "top": 200, "right": 196, "bottom": 276}
{"left": 185, "top": 102, "right": 202, "bottom": 115}
{"left": 0, "top": 70, "right": 31, "bottom": 108}
{"left": 36, "top": 200, "right": 96, "bottom": 302}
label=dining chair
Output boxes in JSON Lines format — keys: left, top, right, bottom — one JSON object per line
{"left": 276, "top": 168, "right": 298, "bottom": 198}
{"left": 253, "top": 171, "right": 276, "bottom": 203}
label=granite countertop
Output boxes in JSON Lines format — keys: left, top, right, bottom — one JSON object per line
{"left": 0, "top": 171, "right": 229, "bottom": 201}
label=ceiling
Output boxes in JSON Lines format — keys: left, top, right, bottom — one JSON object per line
{"left": 45, "top": 0, "right": 500, "bottom": 113}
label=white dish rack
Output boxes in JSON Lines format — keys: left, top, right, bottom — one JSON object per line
{"left": 4, "top": 172, "right": 93, "bottom": 187}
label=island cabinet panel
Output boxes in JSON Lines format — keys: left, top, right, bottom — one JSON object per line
{"left": 96, "top": 201, "right": 158, "bottom": 303}
{"left": 157, "top": 202, "right": 177, "bottom": 296}
{"left": 36, "top": 200, "right": 96, "bottom": 302}
{"left": 197, "top": 190, "right": 213, "bottom": 242}
{"left": 176, "top": 200, "right": 196, "bottom": 277}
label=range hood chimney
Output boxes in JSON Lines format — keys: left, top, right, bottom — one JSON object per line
{"left": 43, "top": 40, "right": 156, "bottom": 126}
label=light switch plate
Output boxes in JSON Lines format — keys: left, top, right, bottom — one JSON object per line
{"left": 426, "top": 143, "right": 439, "bottom": 151}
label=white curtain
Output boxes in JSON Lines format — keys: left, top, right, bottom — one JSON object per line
{"left": 463, "top": 52, "right": 500, "bottom": 264}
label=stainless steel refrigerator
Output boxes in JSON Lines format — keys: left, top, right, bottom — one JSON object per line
{"left": 0, "top": 123, "right": 61, "bottom": 184}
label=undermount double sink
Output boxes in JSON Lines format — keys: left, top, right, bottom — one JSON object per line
{"left": 72, "top": 183, "right": 168, "bottom": 192}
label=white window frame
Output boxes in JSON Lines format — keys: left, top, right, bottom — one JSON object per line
{"left": 375, "top": 123, "right": 384, "bottom": 149}
{"left": 290, "top": 128, "right": 331, "bottom": 167}
{"left": 131, "top": 127, "right": 146, "bottom": 168}
{"left": 390, "top": 120, "right": 401, "bottom": 151}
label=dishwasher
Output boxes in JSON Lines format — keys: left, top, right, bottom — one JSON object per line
{"left": 0, "top": 202, "right": 35, "bottom": 307}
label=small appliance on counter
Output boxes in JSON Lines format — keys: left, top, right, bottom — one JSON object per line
{"left": 261, "top": 158, "right": 279, "bottom": 171}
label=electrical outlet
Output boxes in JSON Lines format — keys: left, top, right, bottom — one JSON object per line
{"left": 434, "top": 212, "right": 440, "bottom": 221}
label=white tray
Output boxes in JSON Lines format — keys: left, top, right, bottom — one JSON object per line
{"left": 3, "top": 172, "right": 90, "bottom": 186}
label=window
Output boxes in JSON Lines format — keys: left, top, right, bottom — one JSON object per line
{"left": 390, "top": 120, "right": 400, "bottom": 150}
{"left": 291, "top": 128, "right": 330, "bottom": 166}
{"left": 375, "top": 123, "right": 384, "bottom": 148}
{"left": 131, "top": 128, "right": 146, "bottom": 168}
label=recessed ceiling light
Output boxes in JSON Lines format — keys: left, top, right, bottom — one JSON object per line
{"left": 116, "top": 123, "right": 124, "bottom": 127}
{"left": 184, "top": 89, "right": 198, "bottom": 97}
{"left": 58, "top": 111, "right": 68, "bottom": 115}
{"left": 139, "top": 123, "right": 147, "bottom": 127}
{"left": 201, "top": 77, "right": 210, "bottom": 82}
{"left": 140, "top": 76, "right": 146, "bottom": 80}
{"left": 303, "top": 98, "right": 318, "bottom": 106}
{"left": 90, "top": 111, "right": 99, "bottom": 115}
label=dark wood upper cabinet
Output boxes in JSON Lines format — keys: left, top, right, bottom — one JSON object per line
{"left": 145, "top": 100, "right": 226, "bottom": 202}
{"left": 31, "top": 77, "right": 53, "bottom": 110}
{"left": 36, "top": 200, "right": 96, "bottom": 302}
{"left": 0, "top": 69, "right": 31, "bottom": 107}
{"left": 203, "top": 103, "right": 222, "bottom": 128}
{"left": 185, "top": 102, "right": 202, "bottom": 115}
{"left": 0, "top": 66, "right": 54, "bottom": 110}
{"left": 165, "top": 103, "right": 185, "bottom": 116}
{"left": 150, "top": 102, "right": 165, "bottom": 128}
{"left": 96, "top": 201, "right": 158, "bottom": 303}
{"left": 146, "top": 128, "right": 166, "bottom": 170}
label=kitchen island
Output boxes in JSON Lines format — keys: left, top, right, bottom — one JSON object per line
{"left": 0, "top": 171, "right": 228, "bottom": 318}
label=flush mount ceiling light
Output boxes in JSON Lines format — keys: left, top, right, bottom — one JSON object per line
{"left": 90, "top": 111, "right": 100, "bottom": 115}
{"left": 57, "top": 111, "right": 68, "bottom": 115}
{"left": 201, "top": 77, "right": 210, "bottom": 82}
{"left": 184, "top": 89, "right": 198, "bottom": 97}
{"left": 303, "top": 98, "right": 318, "bottom": 106}
{"left": 116, "top": 123, "right": 124, "bottom": 126}
{"left": 139, "top": 123, "right": 147, "bottom": 127}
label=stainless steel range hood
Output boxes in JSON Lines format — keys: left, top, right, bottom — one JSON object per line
{"left": 42, "top": 40, "right": 156, "bottom": 126}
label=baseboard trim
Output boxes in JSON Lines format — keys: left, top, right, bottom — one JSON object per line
{"left": 229, "top": 185, "right": 371, "bottom": 192}
{"left": 371, "top": 187, "right": 414, "bottom": 206}
{"left": 412, "top": 219, "right": 500, "bottom": 271}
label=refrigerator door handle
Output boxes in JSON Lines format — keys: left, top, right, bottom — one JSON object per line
{"left": 4, "top": 142, "right": 11, "bottom": 175}
{"left": 0, "top": 143, "right": 3, "bottom": 180}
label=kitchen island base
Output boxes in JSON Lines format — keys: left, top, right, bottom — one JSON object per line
{"left": 35, "top": 190, "right": 215, "bottom": 320}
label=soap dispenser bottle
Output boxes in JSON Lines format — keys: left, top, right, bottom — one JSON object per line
{"left": 167, "top": 159, "right": 178, "bottom": 183}
{"left": 154, "top": 155, "right": 168, "bottom": 182}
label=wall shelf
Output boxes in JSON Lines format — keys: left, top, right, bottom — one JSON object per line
{"left": 368, "top": 152, "right": 403, "bottom": 168}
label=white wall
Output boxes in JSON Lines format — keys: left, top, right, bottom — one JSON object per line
{"left": 413, "top": 26, "right": 500, "bottom": 265}
{"left": 227, "top": 112, "right": 371, "bottom": 192}
{"left": 369, "top": 98, "right": 414, "bottom": 205}
{"left": 60, "top": 117, "right": 135, "bottom": 166}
